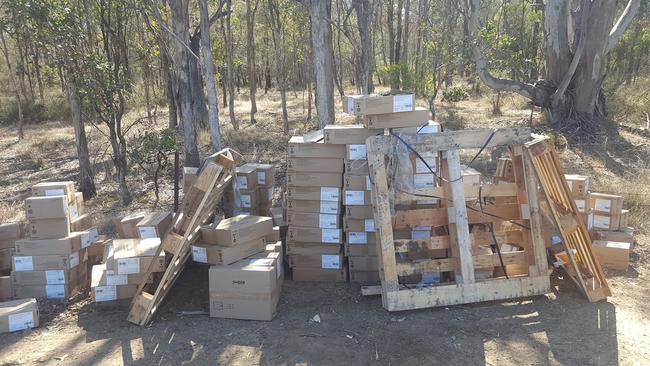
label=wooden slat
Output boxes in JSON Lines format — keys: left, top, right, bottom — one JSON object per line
{"left": 473, "top": 251, "right": 527, "bottom": 268}
{"left": 446, "top": 149, "right": 474, "bottom": 284}
{"left": 397, "top": 258, "right": 458, "bottom": 275}
{"left": 394, "top": 183, "right": 518, "bottom": 204}
{"left": 522, "top": 153, "right": 550, "bottom": 277}
{"left": 394, "top": 230, "right": 523, "bottom": 253}
{"left": 393, "top": 204, "right": 522, "bottom": 229}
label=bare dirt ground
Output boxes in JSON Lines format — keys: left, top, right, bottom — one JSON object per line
{"left": 1, "top": 90, "right": 649, "bottom": 365}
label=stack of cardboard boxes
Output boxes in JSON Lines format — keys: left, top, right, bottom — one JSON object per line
{"left": 12, "top": 182, "right": 97, "bottom": 300}
{"left": 232, "top": 163, "right": 275, "bottom": 216}
{"left": 286, "top": 135, "right": 347, "bottom": 281}
{"left": 194, "top": 214, "right": 283, "bottom": 321}
{"left": 0, "top": 223, "right": 22, "bottom": 300}
{"left": 90, "top": 212, "right": 171, "bottom": 304}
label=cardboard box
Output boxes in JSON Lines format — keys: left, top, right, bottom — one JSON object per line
{"left": 348, "top": 256, "right": 379, "bottom": 271}
{"left": 25, "top": 196, "right": 69, "bottom": 220}
{"left": 12, "top": 269, "right": 74, "bottom": 286}
{"left": 288, "top": 135, "right": 346, "bottom": 158}
{"left": 410, "top": 152, "right": 439, "bottom": 174}
{"left": 323, "top": 125, "right": 383, "bottom": 145}
{"left": 258, "top": 186, "right": 274, "bottom": 204}
{"left": 118, "top": 213, "right": 146, "bottom": 239}
{"left": 287, "top": 172, "right": 343, "bottom": 187}
{"left": 344, "top": 190, "right": 372, "bottom": 206}
{"left": 90, "top": 263, "right": 150, "bottom": 287}
{"left": 344, "top": 159, "right": 370, "bottom": 175}
{"left": 286, "top": 243, "right": 341, "bottom": 255}
{"left": 0, "top": 298, "right": 39, "bottom": 333}
{"left": 393, "top": 120, "right": 441, "bottom": 135}
{"left": 209, "top": 287, "right": 280, "bottom": 321}
{"left": 292, "top": 267, "right": 347, "bottom": 282}
{"left": 136, "top": 212, "right": 173, "bottom": 239}
{"left": 364, "top": 107, "right": 429, "bottom": 129}
{"left": 90, "top": 264, "right": 141, "bottom": 303}
{"left": 345, "top": 144, "right": 368, "bottom": 161}
{"left": 248, "top": 250, "right": 283, "bottom": 280}
{"left": 287, "top": 157, "right": 344, "bottom": 173}
{"left": 589, "top": 193, "right": 624, "bottom": 215}
{"left": 112, "top": 238, "right": 164, "bottom": 275}
{"left": 27, "top": 218, "right": 70, "bottom": 239}
{"left": 349, "top": 269, "right": 380, "bottom": 283}
{"left": 0, "top": 223, "right": 23, "bottom": 250}
{"left": 345, "top": 242, "right": 378, "bottom": 256}
{"left": 287, "top": 226, "right": 342, "bottom": 244}
{"left": 233, "top": 188, "right": 259, "bottom": 210}
{"left": 15, "top": 235, "right": 84, "bottom": 256}
{"left": 265, "top": 227, "right": 280, "bottom": 243}
{"left": 200, "top": 215, "right": 273, "bottom": 246}
{"left": 286, "top": 212, "right": 341, "bottom": 229}
{"left": 242, "top": 163, "right": 275, "bottom": 187}
{"left": 343, "top": 94, "right": 415, "bottom": 115}
{"left": 91, "top": 284, "right": 138, "bottom": 303}
{"left": 14, "top": 283, "right": 77, "bottom": 300}
{"left": 346, "top": 231, "right": 377, "bottom": 245}
{"left": 0, "top": 248, "right": 12, "bottom": 271}
{"left": 31, "top": 181, "right": 75, "bottom": 202}
{"left": 235, "top": 164, "right": 258, "bottom": 190}
{"left": 192, "top": 238, "right": 265, "bottom": 265}
{"left": 591, "top": 230, "right": 634, "bottom": 244}
{"left": 288, "top": 253, "right": 344, "bottom": 269}
{"left": 564, "top": 174, "right": 590, "bottom": 195}
{"left": 619, "top": 209, "right": 629, "bottom": 228}
{"left": 70, "top": 214, "right": 93, "bottom": 233}
{"left": 592, "top": 240, "right": 630, "bottom": 270}
{"left": 344, "top": 218, "right": 376, "bottom": 232}
{"left": 592, "top": 214, "right": 619, "bottom": 231}
{"left": 0, "top": 276, "right": 12, "bottom": 300}
{"left": 343, "top": 174, "right": 371, "bottom": 191}
{"left": 286, "top": 199, "right": 342, "bottom": 215}
{"left": 287, "top": 186, "right": 341, "bottom": 202}
{"left": 13, "top": 251, "right": 84, "bottom": 272}
{"left": 345, "top": 205, "right": 374, "bottom": 219}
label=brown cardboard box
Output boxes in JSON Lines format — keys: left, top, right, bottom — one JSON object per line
{"left": 0, "top": 276, "right": 12, "bottom": 300}
{"left": 0, "top": 248, "right": 12, "bottom": 271}
{"left": 91, "top": 284, "right": 138, "bottom": 303}
{"left": 69, "top": 193, "right": 84, "bottom": 221}
{"left": 27, "top": 218, "right": 70, "bottom": 239}
{"left": 200, "top": 215, "right": 273, "bottom": 246}
{"left": 265, "top": 227, "right": 280, "bottom": 242}
{"left": 91, "top": 263, "right": 150, "bottom": 287}
{"left": 242, "top": 163, "right": 275, "bottom": 187}
{"left": 592, "top": 240, "right": 630, "bottom": 270}
{"left": 592, "top": 230, "right": 634, "bottom": 244}
{"left": 287, "top": 186, "right": 341, "bottom": 202}
{"left": 288, "top": 136, "right": 346, "bottom": 158}
{"left": 592, "top": 214, "right": 619, "bottom": 231}
{"left": 346, "top": 230, "right": 377, "bottom": 245}
{"left": 209, "top": 259, "right": 279, "bottom": 295}
{"left": 343, "top": 174, "right": 371, "bottom": 191}
{"left": 14, "top": 283, "right": 77, "bottom": 300}
{"left": 590, "top": 193, "right": 624, "bottom": 215}
{"left": 348, "top": 256, "right": 379, "bottom": 271}
{"left": 0, "top": 223, "right": 23, "bottom": 250}
{"left": 286, "top": 212, "right": 341, "bottom": 229}
{"left": 90, "top": 264, "right": 141, "bottom": 303}
{"left": 112, "top": 238, "right": 164, "bottom": 275}
{"left": 0, "top": 298, "right": 39, "bottom": 333}
{"left": 346, "top": 144, "right": 367, "bottom": 161}
{"left": 619, "top": 209, "right": 629, "bottom": 228}
{"left": 286, "top": 243, "right": 341, "bottom": 255}
{"left": 393, "top": 120, "right": 441, "bottom": 135}
{"left": 118, "top": 213, "right": 146, "bottom": 239}
{"left": 25, "top": 196, "right": 69, "bottom": 220}
{"left": 287, "top": 157, "right": 344, "bottom": 173}
{"left": 363, "top": 107, "right": 429, "bottom": 128}
{"left": 345, "top": 242, "right": 378, "bottom": 256}
{"left": 15, "top": 235, "right": 84, "bottom": 255}
{"left": 286, "top": 198, "right": 342, "bottom": 215}
{"left": 31, "top": 181, "right": 75, "bottom": 202}
{"left": 564, "top": 174, "right": 590, "bottom": 195}
{"left": 258, "top": 186, "right": 274, "bottom": 204}
{"left": 349, "top": 269, "right": 380, "bottom": 283}
{"left": 323, "top": 125, "right": 383, "bottom": 144}
{"left": 409, "top": 152, "right": 439, "bottom": 174}
{"left": 288, "top": 253, "right": 343, "bottom": 269}
{"left": 13, "top": 251, "right": 85, "bottom": 272}
{"left": 191, "top": 238, "right": 265, "bottom": 265}
{"left": 344, "top": 159, "right": 370, "bottom": 175}
{"left": 343, "top": 190, "right": 372, "bottom": 206}
{"left": 70, "top": 214, "right": 93, "bottom": 233}
{"left": 345, "top": 205, "right": 374, "bottom": 219}
{"left": 137, "top": 212, "right": 173, "bottom": 239}
{"left": 343, "top": 218, "right": 376, "bottom": 232}
{"left": 235, "top": 164, "right": 258, "bottom": 190}
{"left": 209, "top": 287, "right": 280, "bottom": 321}
{"left": 343, "top": 93, "right": 415, "bottom": 115}
{"left": 287, "top": 226, "right": 342, "bottom": 244}
{"left": 12, "top": 269, "right": 74, "bottom": 286}
{"left": 292, "top": 267, "right": 347, "bottom": 282}
{"left": 234, "top": 188, "right": 259, "bottom": 211}
{"left": 287, "top": 172, "right": 343, "bottom": 187}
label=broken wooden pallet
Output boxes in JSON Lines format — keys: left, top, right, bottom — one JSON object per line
{"left": 365, "top": 128, "right": 550, "bottom": 311}
{"left": 525, "top": 138, "right": 610, "bottom": 302}
{"left": 127, "top": 148, "right": 241, "bottom": 325}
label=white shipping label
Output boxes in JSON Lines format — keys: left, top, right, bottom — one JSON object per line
{"left": 393, "top": 94, "right": 414, "bottom": 113}
{"left": 69, "top": 252, "right": 79, "bottom": 268}
{"left": 45, "top": 189, "right": 65, "bottom": 196}
{"left": 348, "top": 144, "right": 367, "bottom": 160}
{"left": 345, "top": 191, "right": 365, "bottom": 205}
{"left": 257, "top": 171, "right": 266, "bottom": 185}
{"left": 321, "top": 254, "right": 341, "bottom": 269}
{"left": 416, "top": 157, "right": 437, "bottom": 173}
{"left": 138, "top": 226, "right": 158, "bottom": 239}
{"left": 13, "top": 256, "right": 34, "bottom": 271}
{"left": 595, "top": 198, "right": 612, "bottom": 213}
{"left": 8, "top": 311, "right": 34, "bottom": 332}
{"left": 249, "top": 258, "right": 275, "bottom": 266}
{"left": 587, "top": 213, "right": 594, "bottom": 230}
{"left": 89, "top": 227, "right": 99, "bottom": 242}
{"left": 191, "top": 246, "right": 208, "bottom": 264}
{"left": 411, "top": 230, "right": 430, "bottom": 240}
{"left": 236, "top": 176, "right": 249, "bottom": 189}
{"left": 347, "top": 97, "right": 355, "bottom": 113}
{"left": 319, "top": 214, "right": 338, "bottom": 229}
{"left": 414, "top": 174, "right": 435, "bottom": 189}
{"left": 45, "top": 270, "right": 66, "bottom": 285}
{"left": 68, "top": 204, "right": 79, "bottom": 220}
{"left": 348, "top": 231, "right": 368, "bottom": 244}
{"left": 94, "top": 286, "right": 117, "bottom": 302}
{"left": 365, "top": 176, "right": 372, "bottom": 191}
{"left": 575, "top": 200, "right": 586, "bottom": 213}
{"left": 80, "top": 232, "right": 91, "bottom": 248}
{"left": 320, "top": 187, "right": 340, "bottom": 201}
{"left": 364, "top": 219, "right": 376, "bottom": 232}
{"left": 46, "top": 284, "right": 66, "bottom": 299}
{"left": 417, "top": 123, "right": 441, "bottom": 135}
{"left": 593, "top": 215, "right": 611, "bottom": 229}
{"left": 117, "top": 258, "right": 140, "bottom": 274}
{"left": 240, "top": 195, "right": 252, "bottom": 208}
{"left": 321, "top": 229, "right": 341, "bottom": 243}
{"left": 106, "top": 270, "right": 128, "bottom": 286}
{"left": 319, "top": 201, "right": 340, "bottom": 214}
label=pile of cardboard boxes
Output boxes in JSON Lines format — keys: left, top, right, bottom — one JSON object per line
{"left": 0, "top": 223, "right": 22, "bottom": 301}
{"left": 230, "top": 163, "right": 275, "bottom": 216}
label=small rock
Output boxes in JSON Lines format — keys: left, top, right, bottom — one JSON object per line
{"left": 311, "top": 314, "right": 321, "bottom": 323}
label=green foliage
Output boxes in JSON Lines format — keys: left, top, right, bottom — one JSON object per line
{"left": 441, "top": 86, "right": 469, "bottom": 103}
{"left": 130, "top": 128, "right": 179, "bottom": 167}
{"left": 4, "top": 100, "right": 46, "bottom": 124}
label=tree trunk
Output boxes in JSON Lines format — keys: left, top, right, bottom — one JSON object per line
{"left": 401, "top": 0, "right": 410, "bottom": 64}
{"left": 198, "top": 0, "right": 222, "bottom": 151}
{"left": 308, "top": 0, "right": 335, "bottom": 128}
{"left": 224, "top": 0, "right": 238, "bottom": 130}
{"left": 268, "top": 0, "right": 289, "bottom": 132}
{"left": 246, "top": 0, "right": 258, "bottom": 124}
{"left": 353, "top": 0, "right": 372, "bottom": 95}
{"left": 0, "top": 30, "right": 24, "bottom": 140}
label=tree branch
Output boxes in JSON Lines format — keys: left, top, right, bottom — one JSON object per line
{"left": 606, "top": 0, "right": 640, "bottom": 53}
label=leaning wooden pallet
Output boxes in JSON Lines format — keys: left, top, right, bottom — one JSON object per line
{"left": 525, "top": 138, "right": 610, "bottom": 302}
{"left": 127, "top": 148, "right": 241, "bottom": 325}
{"left": 365, "top": 128, "right": 551, "bottom": 311}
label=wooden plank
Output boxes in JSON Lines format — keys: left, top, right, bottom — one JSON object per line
{"left": 523, "top": 153, "right": 550, "bottom": 277}
{"left": 393, "top": 204, "right": 521, "bottom": 229}
{"left": 394, "top": 230, "right": 524, "bottom": 253}
{"left": 446, "top": 149, "right": 474, "bottom": 284}
{"left": 397, "top": 258, "right": 457, "bottom": 276}
{"left": 361, "top": 285, "right": 382, "bottom": 296}
{"left": 394, "top": 183, "right": 518, "bottom": 204}
{"left": 472, "top": 251, "right": 527, "bottom": 268}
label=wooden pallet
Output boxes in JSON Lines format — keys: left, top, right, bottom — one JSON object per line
{"left": 525, "top": 138, "right": 610, "bottom": 302}
{"left": 365, "top": 128, "right": 550, "bottom": 311}
{"left": 127, "top": 148, "right": 241, "bottom": 325}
